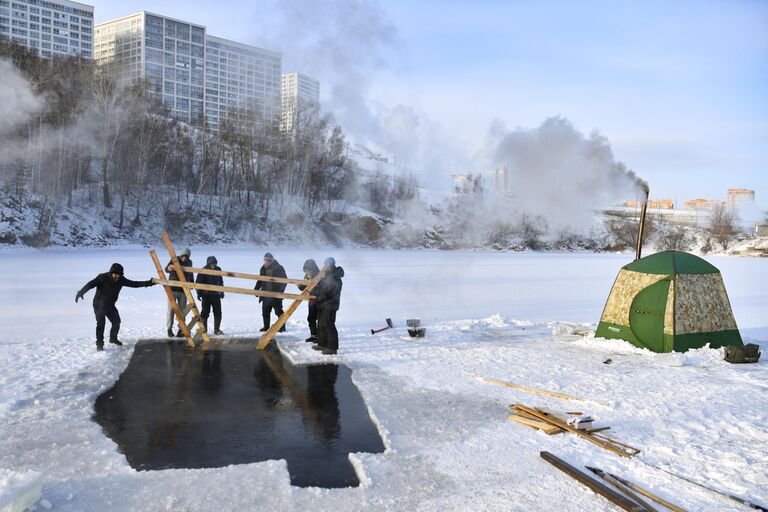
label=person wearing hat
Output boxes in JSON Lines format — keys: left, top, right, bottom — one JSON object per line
{"left": 298, "top": 259, "right": 320, "bottom": 342}
{"left": 75, "top": 263, "right": 155, "bottom": 351}
{"left": 195, "top": 255, "right": 225, "bottom": 335}
{"left": 165, "top": 248, "right": 194, "bottom": 337}
{"left": 312, "top": 257, "right": 344, "bottom": 355}
{"left": 254, "top": 252, "right": 287, "bottom": 332}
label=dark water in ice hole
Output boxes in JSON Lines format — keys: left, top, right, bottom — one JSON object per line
{"left": 93, "top": 340, "right": 385, "bottom": 488}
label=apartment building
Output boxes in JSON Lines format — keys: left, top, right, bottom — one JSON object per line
{"left": 280, "top": 72, "right": 320, "bottom": 133}
{"left": 0, "top": 0, "right": 94, "bottom": 58}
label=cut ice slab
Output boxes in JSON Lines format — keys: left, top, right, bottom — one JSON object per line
{"left": 0, "top": 468, "right": 42, "bottom": 512}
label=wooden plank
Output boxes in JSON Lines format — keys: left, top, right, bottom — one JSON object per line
{"left": 471, "top": 374, "right": 602, "bottom": 404}
{"left": 160, "top": 232, "right": 208, "bottom": 347}
{"left": 508, "top": 414, "right": 564, "bottom": 435}
{"left": 182, "top": 303, "right": 194, "bottom": 317}
{"left": 185, "top": 266, "right": 310, "bottom": 286}
{"left": 540, "top": 452, "right": 649, "bottom": 512}
{"left": 149, "top": 249, "right": 195, "bottom": 349}
{"left": 515, "top": 404, "right": 640, "bottom": 458}
{"left": 185, "top": 317, "right": 198, "bottom": 333}
{"left": 257, "top": 270, "right": 326, "bottom": 350}
{"left": 151, "top": 278, "right": 314, "bottom": 301}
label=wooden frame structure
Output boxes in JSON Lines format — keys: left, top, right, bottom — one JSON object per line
{"left": 151, "top": 231, "right": 323, "bottom": 350}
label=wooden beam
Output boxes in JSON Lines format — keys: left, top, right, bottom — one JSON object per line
{"left": 160, "top": 232, "right": 209, "bottom": 347}
{"left": 540, "top": 452, "right": 649, "bottom": 512}
{"left": 151, "top": 278, "right": 314, "bottom": 301}
{"left": 185, "top": 266, "right": 310, "bottom": 286}
{"left": 149, "top": 249, "right": 195, "bottom": 349}
{"left": 257, "top": 270, "right": 325, "bottom": 350}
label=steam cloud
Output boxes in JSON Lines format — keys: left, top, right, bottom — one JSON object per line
{"left": 0, "top": 59, "right": 43, "bottom": 136}
{"left": 486, "top": 116, "right": 647, "bottom": 229}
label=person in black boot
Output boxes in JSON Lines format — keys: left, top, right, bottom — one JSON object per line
{"left": 254, "top": 252, "right": 287, "bottom": 332}
{"left": 165, "top": 248, "right": 193, "bottom": 337}
{"left": 195, "top": 256, "right": 225, "bottom": 335}
{"left": 298, "top": 259, "right": 320, "bottom": 342}
{"left": 312, "top": 257, "right": 344, "bottom": 355}
{"left": 76, "top": 263, "right": 155, "bottom": 351}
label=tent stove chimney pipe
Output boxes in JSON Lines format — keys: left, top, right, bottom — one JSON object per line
{"left": 635, "top": 189, "right": 649, "bottom": 261}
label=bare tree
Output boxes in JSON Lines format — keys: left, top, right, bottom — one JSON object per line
{"left": 654, "top": 221, "right": 694, "bottom": 252}
{"left": 707, "top": 204, "right": 740, "bottom": 250}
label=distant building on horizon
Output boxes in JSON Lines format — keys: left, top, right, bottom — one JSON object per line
{"left": 684, "top": 198, "right": 724, "bottom": 211}
{"left": 0, "top": 0, "right": 94, "bottom": 58}
{"left": 624, "top": 198, "right": 674, "bottom": 210}
{"left": 280, "top": 72, "right": 320, "bottom": 133}
{"left": 727, "top": 188, "right": 755, "bottom": 209}
{"left": 94, "top": 11, "right": 281, "bottom": 131}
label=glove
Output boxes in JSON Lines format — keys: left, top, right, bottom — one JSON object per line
{"left": 75, "top": 292, "right": 83, "bottom": 303}
{"left": 149, "top": 279, "right": 157, "bottom": 286}
{"left": 220, "top": 293, "right": 225, "bottom": 299}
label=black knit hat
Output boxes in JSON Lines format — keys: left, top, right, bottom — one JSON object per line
{"left": 264, "top": 252, "right": 274, "bottom": 261}
{"left": 109, "top": 263, "right": 124, "bottom": 275}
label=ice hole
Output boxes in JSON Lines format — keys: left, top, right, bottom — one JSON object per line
{"left": 93, "top": 340, "right": 385, "bottom": 488}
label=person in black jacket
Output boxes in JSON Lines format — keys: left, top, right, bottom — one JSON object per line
{"left": 312, "top": 257, "right": 344, "bottom": 355}
{"left": 76, "top": 263, "right": 155, "bottom": 351}
{"left": 195, "top": 255, "right": 225, "bottom": 335}
{"left": 254, "top": 252, "right": 287, "bottom": 332}
{"left": 165, "top": 248, "right": 193, "bottom": 337}
{"left": 298, "top": 259, "right": 320, "bottom": 342}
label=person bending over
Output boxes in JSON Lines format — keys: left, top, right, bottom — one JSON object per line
{"left": 76, "top": 263, "right": 155, "bottom": 351}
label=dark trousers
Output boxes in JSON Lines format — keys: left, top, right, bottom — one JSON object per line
{"left": 317, "top": 308, "right": 338, "bottom": 351}
{"left": 94, "top": 303, "right": 120, "bottom": 342}
{"left": 307, "top": 302, "right": 318, "bottom": 336}
{"left": 262, "top": 299, "right": 284, "bottom": 329}
{"left": 201, "top": 296, "right": 222, "bottom": 331}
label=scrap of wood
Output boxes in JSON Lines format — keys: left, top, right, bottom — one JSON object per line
{"left": 508, "top": 414, "right": 564, "bottom": 435}
{"left": 185, "top": 266, "right": 311, "bottom": 286}
{"left": 151, "top": 278, "right": 314, "bottom": 301}
{"left": 515, "top": 404, "right": 640, "bottom": 458}
{"left": 470, "top": 374, "right": 605, "bottom": 404}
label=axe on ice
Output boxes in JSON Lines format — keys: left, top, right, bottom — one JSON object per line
{"left": 371, "top": 318, "right": 394, "bottom": 335}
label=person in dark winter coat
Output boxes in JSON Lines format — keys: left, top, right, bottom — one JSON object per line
{"left": 312, "top": 257, "right": 344, "bottom": 355}
{"left": 195, "top": 255, "right": 225, "bottom": 335}
{"left": 76, "top": 263, "right": 155, "bottom": 351}
{"left": 254, "top": 252, "right": 288, "bottom": 332}
{"left": 165, "top": 248, "right": 193, "bottom": 337}
{"left": 298, "top": 259, "right": 320, "bottom": 342}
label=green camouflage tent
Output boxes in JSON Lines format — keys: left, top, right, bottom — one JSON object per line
{"left": 595, "top": 251, "right": 742, "bottom": 353}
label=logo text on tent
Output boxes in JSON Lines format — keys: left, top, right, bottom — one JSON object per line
{"left": 607, "top": 326, "right": 621, "bottom": 333}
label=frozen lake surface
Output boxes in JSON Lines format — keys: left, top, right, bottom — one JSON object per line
{"left": 0, "top": 248, "right": 766, "bottom": 511}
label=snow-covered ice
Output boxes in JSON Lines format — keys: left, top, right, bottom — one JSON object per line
{"left": 0, "top": 248, "right": 766, "bottom": 511}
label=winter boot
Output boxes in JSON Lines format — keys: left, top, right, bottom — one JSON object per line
{"left": 202, "top": 318, "right": 209, "bottom": 334}
{"left": 176, "top": 330, "right": 184, "bottom": 337}
{"left": 311, "top": 344, "right": 324, "bottom": 351}
{"left": 305, "top": 335, "right": 318, "bottom": 342}
{"left": 214, "top": 318, "right": 223, "bottom": 336}
{"left": 279, "top": 324, "right": 286, "bottom": 333}
{"left": 167, "top": 328, "right": 174, "bottom": 338}
{"left": 321, "top": 348, "right": 337, "bottom": 355}
{"left": 109, "top": 339, "right": 123, "bottom": 346}
{"left": 96, "top": 341, "right": 104, "bottom": 351}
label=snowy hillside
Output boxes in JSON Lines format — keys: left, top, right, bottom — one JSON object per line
{"left": 0, "top": 249, "right": 766, "bottom": 511}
